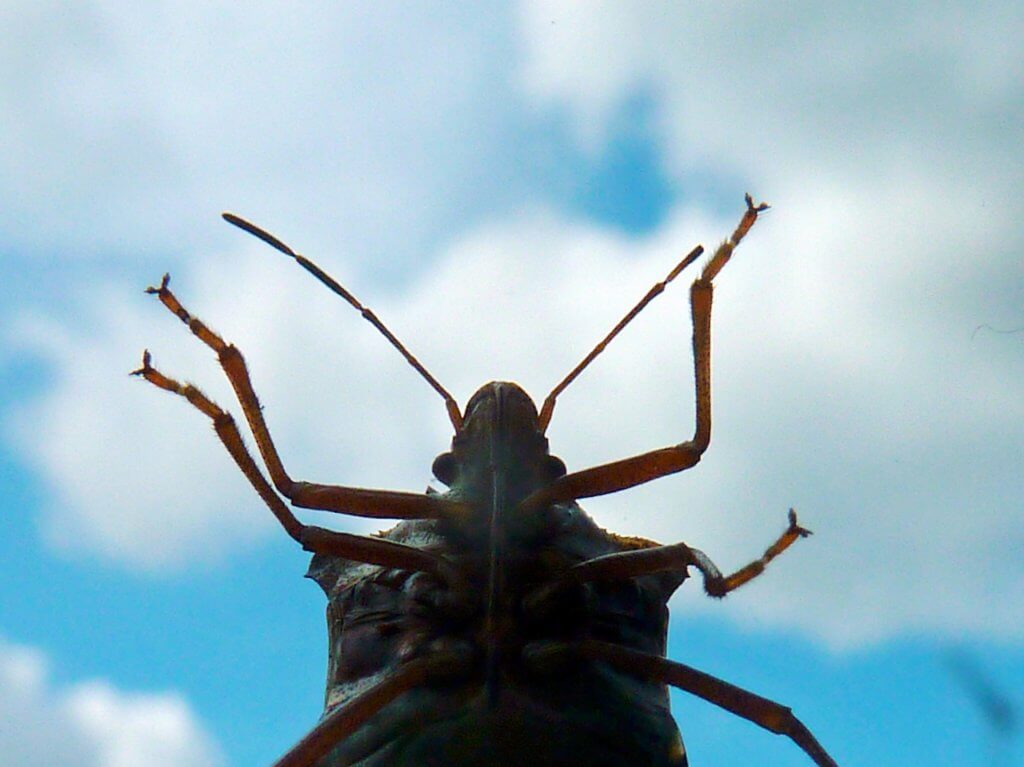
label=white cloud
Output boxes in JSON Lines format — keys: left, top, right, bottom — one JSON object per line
{"left": 65, "top": 683, "right": 221, "bottom": 767}
{"left": 517, "top": 1, "right": 1023, "bottom": 190}
{"left": 7, "top": 275, "right": 268, "bottom": 570}
{"left": 0, "top": 636, "right": 222, "bottom": 767}
{"left": 0, "top": 2, "right": 516, "bottom": 259}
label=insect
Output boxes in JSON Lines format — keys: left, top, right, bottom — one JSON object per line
{"left": 134, "top": 195, "right": 839, "bottom": 766}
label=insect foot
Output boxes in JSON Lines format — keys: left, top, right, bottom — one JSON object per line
{"left": 699, "top": 508, "right": 812, "bottom": 598}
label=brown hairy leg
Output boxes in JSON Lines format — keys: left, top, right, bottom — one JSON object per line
{"left": 132, "top": 352, "right": 456, "bottom": 582}
{"left": 142, "top": 274, "right": 466, "bottom": 523}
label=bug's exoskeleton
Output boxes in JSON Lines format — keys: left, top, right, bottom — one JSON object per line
{"left": 135, "top": 196, "right": 838, "bottom": 767}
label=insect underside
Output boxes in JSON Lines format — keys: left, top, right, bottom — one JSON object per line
{"left": 135, "top": 196, "right": 839, "bottom": 766}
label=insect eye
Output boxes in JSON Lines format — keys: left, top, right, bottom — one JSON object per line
{"left": 545, "top": 455, "right": 567, "bottom": 481}
{"left": 431, "top": 452, "right": 457, "bottom": 486}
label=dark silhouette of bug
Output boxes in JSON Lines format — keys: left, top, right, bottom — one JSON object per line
{"left": 134, "top": 196, "right": 839, "bottom": 766}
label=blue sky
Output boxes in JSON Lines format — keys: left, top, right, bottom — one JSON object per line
{"left": 1, "top": 3, "right": 1022, "bottom": 766}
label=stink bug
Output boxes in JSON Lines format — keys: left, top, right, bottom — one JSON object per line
{"left": 134, "top": 195, "right": 839, "bottom": 766}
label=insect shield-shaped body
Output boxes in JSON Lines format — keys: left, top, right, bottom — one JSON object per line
{"left": 309, "top": 382, "right": 685, "bottom": 766}
{"left": 134, "top": 197, "right": 839, "bottom": 767}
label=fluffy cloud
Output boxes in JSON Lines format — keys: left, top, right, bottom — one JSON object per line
{"left": 517, "top": 2, "right": 1023, "bottom": 190}
{"left": 0, "top": 637, "right": 222, "bottom": 767}
{"left": 0, "top": 2, "right": 517, "bottom": 259}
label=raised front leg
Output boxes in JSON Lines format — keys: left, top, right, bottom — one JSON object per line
{"left": 521, "top": 195, "right": 768, "bottom": 513}
{"left": 143, "top": 274, "right": 466, "bottom": 523}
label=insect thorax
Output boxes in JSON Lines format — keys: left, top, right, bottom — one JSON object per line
{"left": 305, "top": 382, "right": 689, "bottom": 766}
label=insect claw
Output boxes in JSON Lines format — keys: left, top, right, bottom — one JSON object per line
{"left": 130, "top": 349, "right": 153, "bottom": 376}
{"left": 745, "top": 192, "right": 770, "bottom": 213}
{"left": 145, "top": 273, "right": 171, "bottom": 295}
{"left": 787, "top": 508, "right": 813, "bottom": 538}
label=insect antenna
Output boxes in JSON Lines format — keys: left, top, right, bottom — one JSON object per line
{"left": 537, "top": 243, "right": 705, "bottom": 432}
{"left": 222, "top": 213, "right": 464, "bottom": 431}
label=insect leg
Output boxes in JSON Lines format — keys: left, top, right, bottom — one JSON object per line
{"left": 132, "top": 352, "right": 456, "bottom": 581}
{"left": 692, "top": 508, "right": 811, "bottom": 597}
{"left": 143, "top": 275, "right": 466, "bottom": 523}
{"left": 271, "top": 650, "right": 473, "bottom": 767}
{"left": 525, "top": 640, "right": 838, "bottom": 767}
{"left": 520, "top": 196, "right": 768, "bottom": 513}
{"left": 576, "top": 509, "right": 809, "bottom": 597}
{"left": 523, "top": 511, "right": 809, "bottom": 619}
